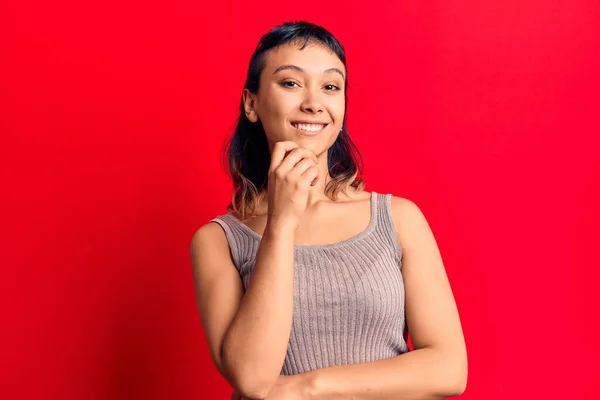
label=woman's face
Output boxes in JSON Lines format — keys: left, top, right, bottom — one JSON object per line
{"left": 243, "top": 40, "right": 346, "bottom": 157}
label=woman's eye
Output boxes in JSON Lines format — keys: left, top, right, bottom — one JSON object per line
{"left": 325, "top": 84, "right": 341, "bottom": 91}
{"left": 282, "top": 81, "right": 299, "bottom": 88}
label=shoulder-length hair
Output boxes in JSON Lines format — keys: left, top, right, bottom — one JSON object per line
{"left": 222, "top": 21, "right": 365, "bottom": 220}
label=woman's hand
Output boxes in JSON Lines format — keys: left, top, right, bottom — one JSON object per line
{"left": 266, "top": 141, "right": 320, "bottom": 232}
{"left": 231, "top": 374, "right": 308, "bottom": 400}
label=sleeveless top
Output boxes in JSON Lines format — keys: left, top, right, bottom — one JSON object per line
{"left": 210, "top": 191, "right": 409, "bottom": 375}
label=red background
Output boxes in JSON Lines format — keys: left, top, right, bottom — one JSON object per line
{"left": 2, "top": 1, "right": 598, "bottom": 398}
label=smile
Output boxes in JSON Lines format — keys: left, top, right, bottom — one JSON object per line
{"left": 291, "top": 123, "right": 328, "bottom": 133}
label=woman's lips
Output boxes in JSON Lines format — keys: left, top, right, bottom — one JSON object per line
{"left": 291, "top": 122, "right": 328, "bottom": 135}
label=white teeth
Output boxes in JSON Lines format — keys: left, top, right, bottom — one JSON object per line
{"left": 292, "top": 123, "right": 326, "bottom": 132}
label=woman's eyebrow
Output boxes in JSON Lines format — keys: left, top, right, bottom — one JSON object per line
{"left": 273, "top": 64, "right": 345, "bottom": 80}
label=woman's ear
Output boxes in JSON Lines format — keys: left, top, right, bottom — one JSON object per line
{"left": 243, "top": 89, "right": 259, "bottom": 123}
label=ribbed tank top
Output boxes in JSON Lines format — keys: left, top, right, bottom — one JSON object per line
{"left": 210, "top": 191, "right": 409, "bottom": 375}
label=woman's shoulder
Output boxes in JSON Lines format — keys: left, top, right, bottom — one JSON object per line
{"left": 369, "top": 190, "right": 420, "bottom": 224}
{"left": 190, "top": 220, "right": 228, "bottom": 251}
{"left": 345, "top": 187, "right": 413, "bottom": 203}
{"left": 389, "top": 194, "right": 419, "bottom": 212}
{"left": 387, "top": 194, "right": 435, "bottom": 251}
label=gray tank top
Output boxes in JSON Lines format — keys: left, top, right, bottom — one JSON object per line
{"left": 210, "top": 191, "right": 409, "bottom": 375}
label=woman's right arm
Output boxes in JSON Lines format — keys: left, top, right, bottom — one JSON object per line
{"left": 190, "top": 142, "right": 319, "bottom": 400}
{"left": 190, "top": 219, "right": 296, "bottom": 400}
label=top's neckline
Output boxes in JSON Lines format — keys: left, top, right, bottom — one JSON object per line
{"left": 226, "top": 191, "right": 378, "bottom": 250}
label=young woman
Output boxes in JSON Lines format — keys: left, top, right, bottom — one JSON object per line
{"left": 191, "top": 21, "right": 467, "bottom": 400}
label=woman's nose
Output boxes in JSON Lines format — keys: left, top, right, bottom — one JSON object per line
{"left": 300, "top": 90, "right": 324, "bottom": 114}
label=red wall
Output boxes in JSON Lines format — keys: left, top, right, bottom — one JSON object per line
{"left": 2, "top": 1, "right": 598, "bottom": 398}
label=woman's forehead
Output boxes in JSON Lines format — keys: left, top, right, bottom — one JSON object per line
{"left": 263, "top": 42, "right": 345, "bottom": 76}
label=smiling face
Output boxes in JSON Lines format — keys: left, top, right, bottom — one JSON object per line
{"left": 243, "top": 40, "right": 346, "bottom": 157}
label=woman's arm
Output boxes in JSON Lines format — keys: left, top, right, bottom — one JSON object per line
{"left": 221, "top": 220, "right": 297, "bottom": 397}
{"left": 300, "top": 346, "right": 466, "bottom": 400}
{"left": 284, "top": 197, "right": 468, "bottom": 400}
{"left": 191, "top": 220, "right": 296, "bottom": 400}
{"left": 192, "top": 142, "right": 319, "bottom": 400}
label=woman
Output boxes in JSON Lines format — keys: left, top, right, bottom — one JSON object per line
{"left": 190, "top": 21, "right": 467, "bottom": 400}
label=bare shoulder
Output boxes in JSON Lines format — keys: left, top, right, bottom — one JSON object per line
{"left": 389, "top": 195, "right": 420, "bottom": 212}
{"left": 389, "top": 195, "right": 423, "bottom": 219}
{"left": 189, "top": 220, "right": 237, "bottom": 287}
{"left": 388, "top": 195, "right": 435, "bottom": 251}
{"left": 190, "top": 220, "right": 228, "bottom": 252}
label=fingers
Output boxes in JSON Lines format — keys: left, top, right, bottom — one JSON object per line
{"left": 300, "top": 164, "right": 320, "bottom": 187}
{"left": 270, "top": 142, "right": 318, "bottom": 173}
{"left": 285, "top": 157, "right": 317, "bottom": 180}
{"left": 270, "top": 141, "right": 299, "bottom": 171}
{"left": 276, "top": 148, "right": 318, "bottom": 176}
{"left": 269, "top": 141, "right": 320, "bottom": 191}
{"left": 294, "top": 160, "right": 320, "bottom": 186}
